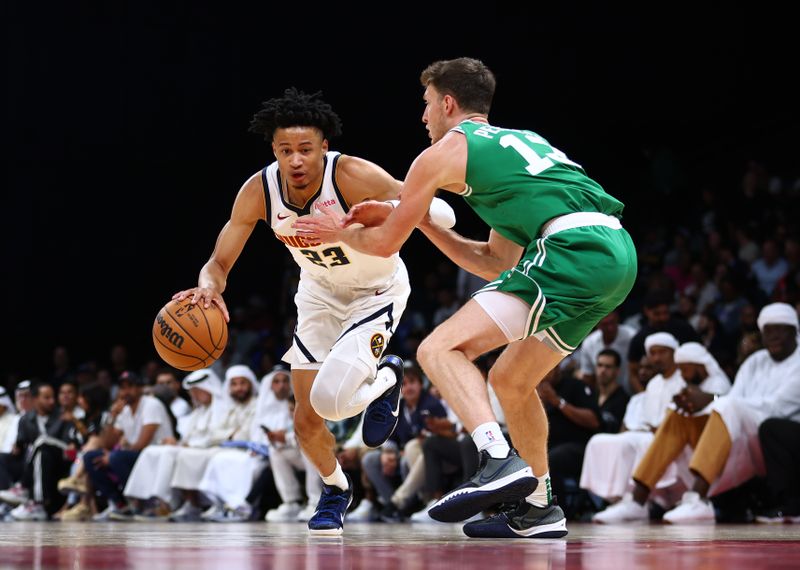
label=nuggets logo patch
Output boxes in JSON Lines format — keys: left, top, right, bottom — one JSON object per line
{"left": 370, "top": 334, "right": 385, "bottom": 358}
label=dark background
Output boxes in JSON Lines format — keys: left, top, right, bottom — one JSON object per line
{"left": 2, "top": 2, "right": 797, "bottom": 380}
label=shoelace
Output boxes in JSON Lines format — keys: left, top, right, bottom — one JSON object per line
{"left": 314, "top": 491, "right": 348, "bottom": 520}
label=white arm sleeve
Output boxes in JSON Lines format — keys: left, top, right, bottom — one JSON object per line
{"left": 388, "top": 197, "right": 456, "bottom": 229}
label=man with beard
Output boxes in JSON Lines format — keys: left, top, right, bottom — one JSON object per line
{"left": 82, "top": 371, "right": 174, "bottom": 520}
{"left": 168, "top": 365, "right": 258, "bottom": 522}
{"left": 0, "top": 383, "right": 77, "bottom": 520}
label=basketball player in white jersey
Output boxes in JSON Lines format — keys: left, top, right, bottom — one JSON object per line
{"left": 173, "top": 88, "right": 454, "bottom": 535}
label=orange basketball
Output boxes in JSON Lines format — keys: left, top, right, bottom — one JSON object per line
{"left": 152, "top": 297, "right": 228, "bottom": 371}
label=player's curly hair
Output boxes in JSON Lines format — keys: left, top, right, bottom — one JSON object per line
{"left": 248, "top": 87, "right": 343, "bottom": 142}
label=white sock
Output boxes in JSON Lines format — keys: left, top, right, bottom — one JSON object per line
{"left": 525, "top": 472, "right": 551, "bottom": 507}
{"left": 471, "top": 422, "right": 511, "bottom": 459}
{"left": 321, "top": 462, "right": 349, "bottom": 492}
{"left": 347, "top": 365, "right": 397, "bottom": 413}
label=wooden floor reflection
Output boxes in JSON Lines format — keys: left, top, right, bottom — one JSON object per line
{"left": 1, "top": 521, "right": 799, "bottom": 569}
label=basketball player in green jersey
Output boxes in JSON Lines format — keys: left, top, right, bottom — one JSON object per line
{"left": 293, "top": 58, "right": 637, "bottom": 538}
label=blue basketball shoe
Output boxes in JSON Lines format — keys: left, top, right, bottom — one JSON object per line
{"left": 428, "top": 448, "right": 538, "bottom": 523}
{"left": 307, "top": 474, "right": 354, "bottom": 536}
{"left": 362, "top": 355, "right": 404, "bottom": 448}
{"left": 462, "top": 499, "right": 568, "bottom": 539}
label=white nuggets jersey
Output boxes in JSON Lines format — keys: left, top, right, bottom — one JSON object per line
{"left": 262, "top": 151, "right": 403, "bottom": 290}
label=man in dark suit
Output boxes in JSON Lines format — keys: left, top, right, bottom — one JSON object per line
{"left": 0, "top": 382, "right": 76, "bottom": 520}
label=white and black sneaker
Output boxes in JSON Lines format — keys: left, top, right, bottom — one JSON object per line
{"left": 463, "top": 500, "right": 568, "bottom": 539}
{"left": 362, "top": 355, "right": 404, "bottom": 448}
{"left": 428, "top": 449, "right": 538, "bottom": 523}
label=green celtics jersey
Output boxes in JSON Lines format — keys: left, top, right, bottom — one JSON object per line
{"left": 454, "top": 120, "right": 625, "bottom": 246}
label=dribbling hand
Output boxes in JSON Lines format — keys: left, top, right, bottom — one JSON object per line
{"left": 173, "top": 287, "right": 230, "bottom": 322}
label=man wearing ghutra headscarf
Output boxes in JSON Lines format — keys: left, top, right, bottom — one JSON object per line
{"left": 1, "top": 381, "right": 33, "bottom": 453}
{"left": 0, "top": 388, "right": 17, "bottom": 454}
{"left": 168, "top": 365, "right": 258, "bottom": 522}
{"left": 609, "top": 302, "right": 800, "bottom": 524}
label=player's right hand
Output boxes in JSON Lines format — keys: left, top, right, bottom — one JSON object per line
{"left": 342, "top": 200, "right": 394, "bottom": 227}
{"left": 172, "top": 287, "right": 230, "bottom": 322}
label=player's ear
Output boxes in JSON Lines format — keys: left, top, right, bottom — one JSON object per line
{"left": 271, "top": 142, "right": 278, "bottom": 158}
{"left": 443, "top": 94, "right": 455, "bottom": 115}
{"left": 321, "top": 138, "right": 329, "bottom": 153}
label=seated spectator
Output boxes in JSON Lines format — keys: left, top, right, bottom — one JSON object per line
{"left": 361, "top": 366, "right": 446, "bottom": 521}
{"left": 83, "top": 371, "right": 174, "bottom": 520}
{"left": 0, "top": 388, "right": 17, "bottom": 454}
{"left": 155, "top": 368, "right": 192, "bottom": 424}
{"left": 55, "top": 382, "right": 112, "bottom": 521}
{"left": 0, "top": 383, "right": 77, "bottom": 520}
{"left": 538, "top": 364, "right": 601, "bottom": 518}
{"left": 168, "top": 365, "right": 258, "bottom": 522}
{"left": 581, "top": 333, "right": 685, "bottom": 509}
{"left": 382, "top": 365, "right": 461, "bottom": 523}
{"left": 58, "top": 380, "right": 85, "bottom": 422}
{"left": 1, "top": 381, "right": 33, "bottom": 453}
{"left": 593, "top": 341, "right": 731, "bottom": 522}
{"left": 608, "top": 303, "right": 799, "bottom": 523}
{"left": 121, "top": 368, "right": 226, "bottom": 519}
{"left": 595, "top": 349, "right": 630, "bottom": 435}
{"left": 627, "top": 291, "right": 700, "bottom": 393}
{"left": 757, "top": 417, "right": 800, "bottom": 523}
{"left": 578, "top": 311, "right": 637, "bottom": 394}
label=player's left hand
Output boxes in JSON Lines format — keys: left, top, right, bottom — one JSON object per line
{"left": 293, "top": 206, "right": 344, "bottom": 243}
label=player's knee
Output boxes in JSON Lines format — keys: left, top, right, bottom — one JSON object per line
{"left": 309, "top": 380, "right": 345, "bottom": 421}
{"left": 489, "top": 368, "right": 533, "bottom": 407}
{"left": 416, "top": 335, "right": 442, "bottom": 370}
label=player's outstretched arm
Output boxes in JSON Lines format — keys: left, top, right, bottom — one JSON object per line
{"left": 173, "top": 172, "right": 265, "bottom": 321}
{"left": 417, "top": 224, "right": 523, "bottom": 281}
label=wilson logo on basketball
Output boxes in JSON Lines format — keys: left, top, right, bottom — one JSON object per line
{"left": 156, "top": 313, "right": 185, "bottom": 349}
{"left": 370, "top": 334, "right": 385, "bottom": 359}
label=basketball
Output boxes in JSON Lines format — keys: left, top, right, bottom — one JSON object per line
{"left": 152, "top": 297, "right": 228, "bottom": 371}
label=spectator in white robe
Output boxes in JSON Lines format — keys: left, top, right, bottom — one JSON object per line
{"left": 1, "top": 381, "right": 33, "bottom": 453}
{"left": 198, "top": 366, "right": 312, "bottom": 522}
{"left": 168, "top": 364, "right": 258, "bottom": 521}
{"left": 592, "top": 341, "right": 732, "bottom": 522}
{"left": 614, "top": 303, "right": 800, "bottom": 523}
{"left": 580, "top": 333, "right": 686, "bottom": 505}
{"left": 122, "top": 368, "right": 226, "bottom": 517}
{"left": 0, "top": 388, "right": 17, "bottom": 454}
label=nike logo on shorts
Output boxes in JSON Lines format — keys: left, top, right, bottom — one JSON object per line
{"left": 375, "top": 288, "right": 388, "bottom": 296}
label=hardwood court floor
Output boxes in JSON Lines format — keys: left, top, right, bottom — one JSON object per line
{"left": 1, "top": 521, "right": 799, "bottom": 569}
